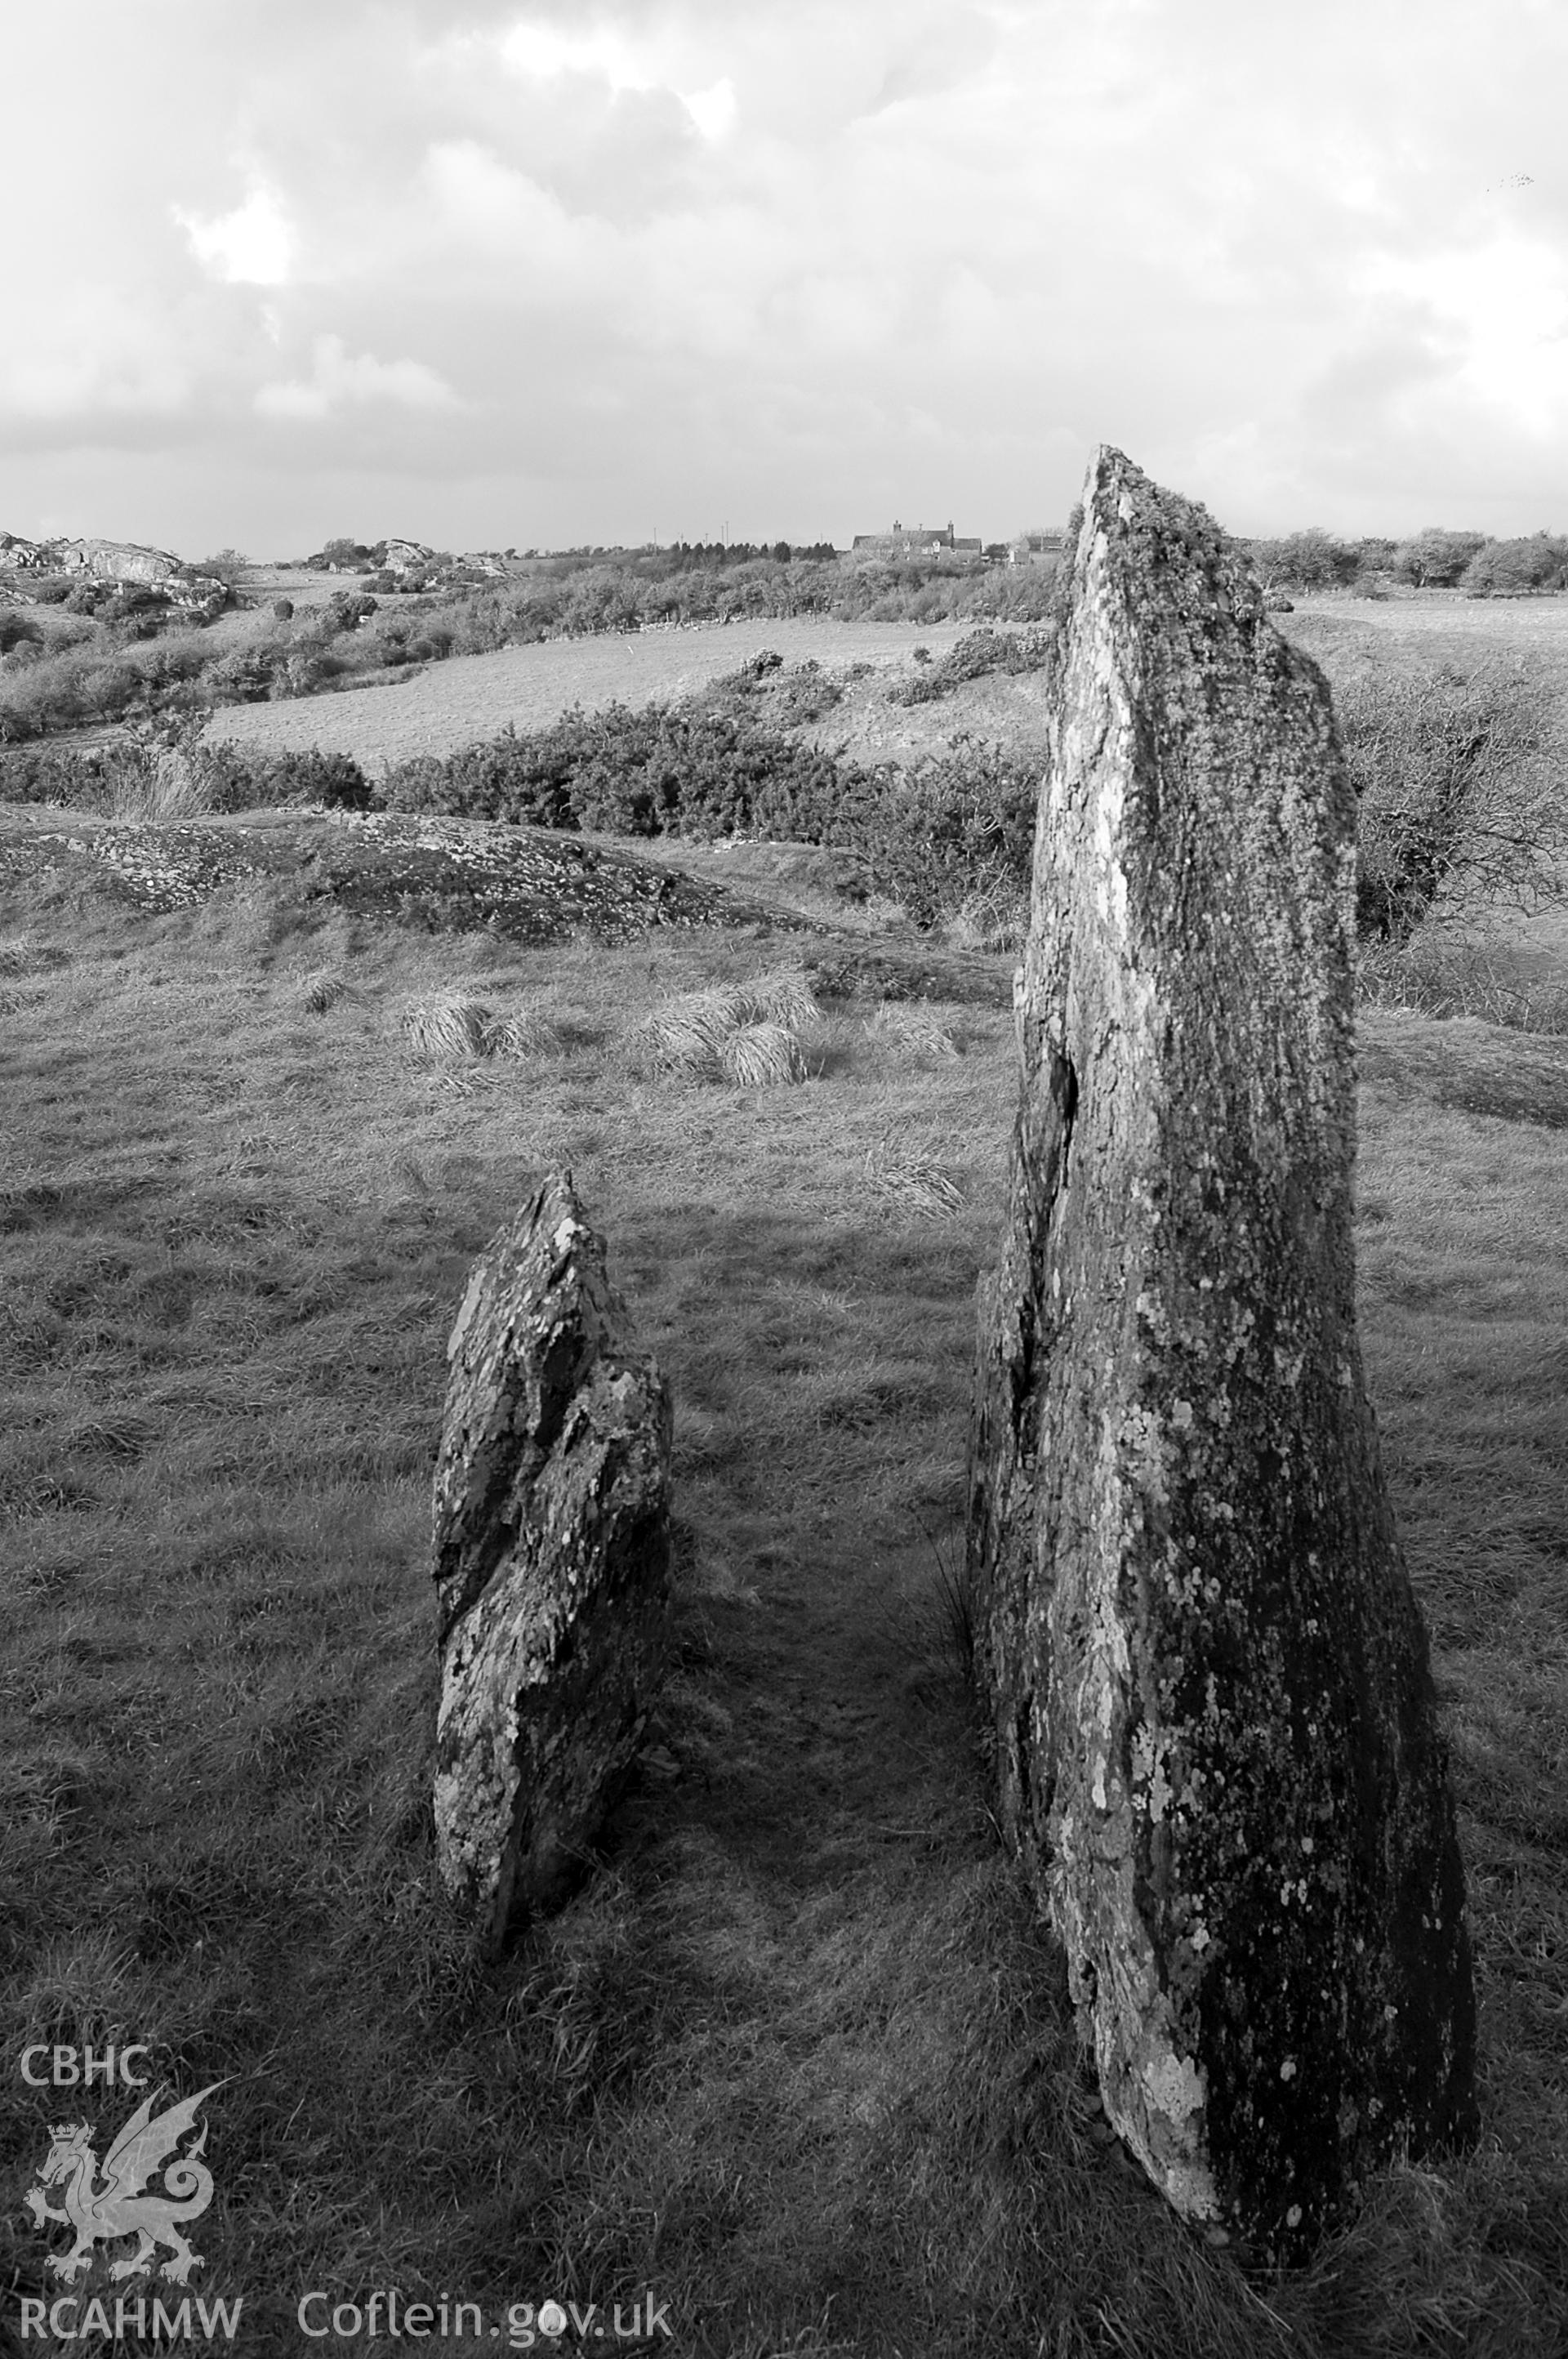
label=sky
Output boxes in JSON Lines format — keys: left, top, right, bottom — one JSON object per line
{"left": 3, "top": 0, "right": 1567, "bottom": 559}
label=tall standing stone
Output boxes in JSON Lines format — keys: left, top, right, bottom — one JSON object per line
{"left": 968, "top": 448, "right": 1477, "bottom": 2255}
{"left": 433, "top": 1171, "right": 671, "bottom": 1955}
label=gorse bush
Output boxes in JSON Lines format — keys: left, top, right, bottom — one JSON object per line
{"left": 0, "top": 734, "right": 373, "bottom": 817}
{"left": 193, "top": 743, "right": 375, "bottom": 814}
{"left": 383, "top": 703, "right": 1044, "bottom": 934}
{"left": 861, "top": 738, "right": 1042, "bottom": 927}
{"left": 384, "top": 702, "right": 857, "bottom": 840}
{"left": 886, "top": 626, "right": 1053, "bottom": 706}
{"left": 1334, "top": 662, "right": 1563, "bottom": 941}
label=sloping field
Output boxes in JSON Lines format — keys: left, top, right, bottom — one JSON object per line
{"left": 201, "top": 616, "right": 980, "bottom": 774}
{"left": 1290, "top": 590, "right": 1568, "bottom": 644}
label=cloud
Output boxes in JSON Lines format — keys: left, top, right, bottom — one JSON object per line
{"left": 0, "top": 290, "right": 196, "bottom": 421}
{"left": 1353, "top": 233, "right": 1568, "bottom": 440}
{"left": 498, "top": 20, "right": 662, "bottom": 88}
{"left": 6, "top": 0, "right": 1568, "bottom": 551}
{"left": 682, "top": 77, "right": 737, "bottom": 139}
{"left": 496, "top": 20, "right": 737, "bottom": 137}
{"left": 255, "top": 335, "right": 462, "bottom": 420}
{"left": 175, "top": 188, "right": 294, "bottom": 285}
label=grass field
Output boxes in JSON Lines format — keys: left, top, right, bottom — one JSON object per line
{"left": 191, "top": 594, "right": 1568, "bottom": 786}
{"left": 3, "top": 595, "right": 1567, "bottom": 2356}
{"left": 200, "top": 618, "right": 985, "bottom": 778}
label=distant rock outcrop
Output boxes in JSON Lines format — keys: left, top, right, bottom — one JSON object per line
{"left": 381, "top": 538, "right": 435, "bottom": 575}
{"left": 56, "top": 537, "right": 186, "bottom": 588}
{"left": 1, "top": 531, "right": 224, "bottom": 613}
{"left": 968, "top": 445, "right": 1477, "bottom": 2259}
{"left": 431, "top": 1171, "right": 672, "bottom": 1954}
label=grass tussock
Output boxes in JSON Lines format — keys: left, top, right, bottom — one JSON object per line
{"left": 725, "top": 964, "right": 821, "bottom": 1030}
{"left": 716, "top": 1020, "right": 807, "bottom": 1088}
{"left": 862, "top": 1133, "right": 968, "bottom": 1217}
{"left": 1, "top": 843, "right": 1566, "bottom": 2355}
{"left": 866, "top": 1000, "right": 962, "bottom": 1061}
{"left": 400, "top": 988, "right": 557, "bottom": 1066}
{"left": 295, "top": 964, "right": 347, "bottom": 1015}
{"left": 644, "top": 967, "right": 817, "bottom": 1084}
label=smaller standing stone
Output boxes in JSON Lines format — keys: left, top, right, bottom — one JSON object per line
{"left": 432, "top": 1171, "right": 672, "bottom": 1953}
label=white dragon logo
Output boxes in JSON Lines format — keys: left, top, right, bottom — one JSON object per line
{"left": 24, "top": 2081, "right": 224, "bottom": 2284}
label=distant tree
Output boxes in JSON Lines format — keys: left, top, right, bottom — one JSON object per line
{"left": 318, "top": 537, "right": 368, "bottom": 569}
{"left": 1245, "top": 529, "right": 1361, "bottom": 591}
{"left": 1459, "top": 533, "right": 1568, "bottom": 597}
{"left": 1392, "top": 529, "right": 1488, "bottom": 588}
{"left": 196, "top": 547, "right": 251, "bottom": 588}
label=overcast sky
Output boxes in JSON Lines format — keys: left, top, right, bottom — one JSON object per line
{"left": 4, "top": 0, "right": 1566, "bottom": 559}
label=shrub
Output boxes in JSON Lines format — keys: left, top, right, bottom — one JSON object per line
{"left": 273, "top": 599, "right": 295, "bottom": 622}
{"left": 205, "top": 644, "right": 292, "bottom": 703}
{"left": 0, "top": 612, "right": 42, "bottom": 658}
{"left": 849, "top": 738, "right": 1043, "bottom": 926}
{"left": 131, "top": 633, "right": 218, "bottom": 698}
{"left": 384, "top": 697, "right": 1043, "bottom": 936}
{"left": 84, "top": 662, "right": 143, "bottom": 719}
{"left": 1335, "top": 662, "right": 1562, "bottom": 940}
{"left": 327, "top": 591, "right": 379, "bottom": 631}
{"left": 385, "top": 723, "right": 581, "bottom": 827}
{"left": 63, "top": 581, "right": 113, "bottom": 617}
{"left": 0, "top": 742, "right": 109, "bottom": 805}
{"left": 887, "top": 627, "right": 1054, "bottom": 706}
{"left": 384, "top": 702, "right": 854, "bottom": 843}
{"left": 194, "top": 745, "right": 374, "bottom": 814}
{"left": 278, "top": 649, "right": 348, "bottom": 696}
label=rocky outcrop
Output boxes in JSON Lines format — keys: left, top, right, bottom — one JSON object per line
{"left": 968, "top": 446, "right": 1477, "bottom": 2258}
{"left": 0, "top": 808, "right": 817, "bottom": 939}
{"left": 57, "top": 537, "right": 186, "bottom": 587}
{"left": 432, "top": 1172, "right": 672, "bottom": 1954}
